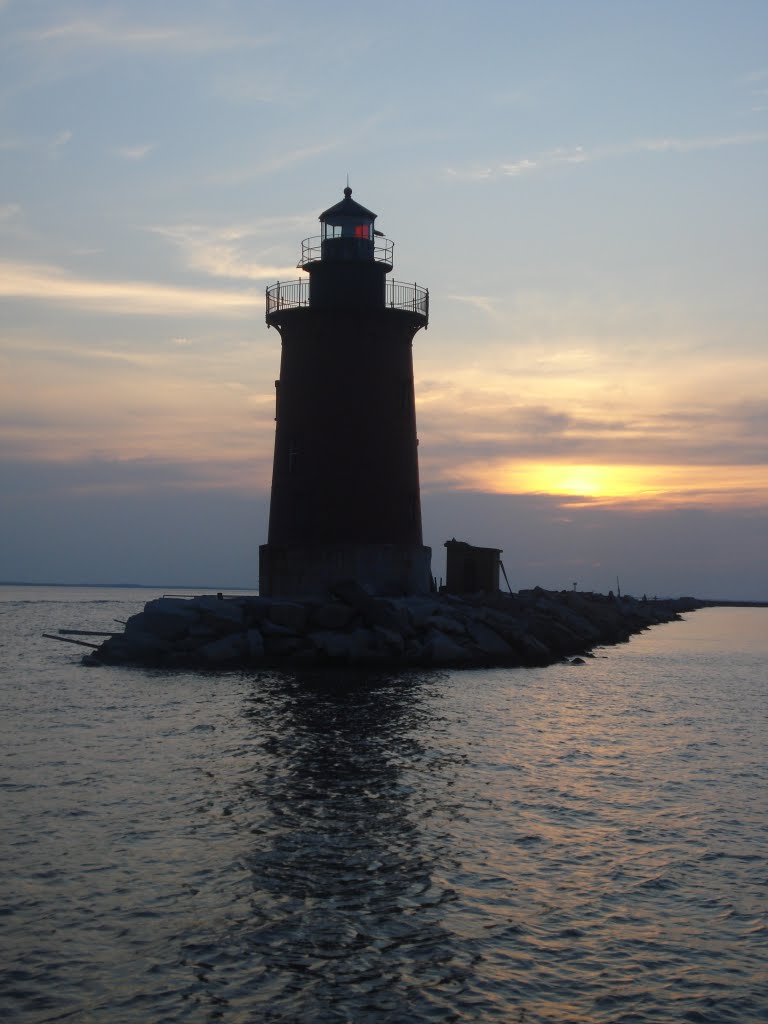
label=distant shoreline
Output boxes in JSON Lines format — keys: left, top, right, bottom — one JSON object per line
{"left": 0, "top": 581, "right": 250, "bottom": 591}
{"left": 4, "top": 581, "right": 766, "bottom": 607}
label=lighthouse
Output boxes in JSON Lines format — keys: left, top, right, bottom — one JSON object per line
{"left": 259, "top": 186, "right": 432, "bottom": 598}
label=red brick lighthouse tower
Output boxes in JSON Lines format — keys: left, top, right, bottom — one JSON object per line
{"left": 259, "top": 186, "right": 431, "bottom": 597}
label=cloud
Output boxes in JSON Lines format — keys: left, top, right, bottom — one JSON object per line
{"left": 412, "top": 345, "right": 768, "bottom": 508}
{"left": 0, "top": 454, "right": 263, "bottom": 499}
{"left": 20, "top": 17, "right": 273, "bottom": 54}
{"left": 51, "top": 129, "right": 72, "bottom": 148}
{"left": 0, "top": 260, "right": 263, "bottom": 315}
{"left": 209, "top": 142, "right": 340, "bottom": 185}
{"left": 0, "top": 202, "right": 21, "bottom": 223}
{"left": 446, "top": 132, "right": 768, "bottom": 180}
{"left": 0, "top": 128, "right": 72, "bottom": 154}
{"left": 211, "top": 72, "right": 281, "bottom": 105}
{"left": 151, "top": 222, "right": 299, "bottom": 281}
{"left": 636, "top": 133, "right": 768, "bottom": 153}
{"left": 206, "top": 108, "right": 388, "bottom": 185}
{"left": 114, "top": 143, "right": 154, "bottom": 161}
{"left": 0, "top": 324, "right": 278, "bottom": 473}
{"left": 446, "top": 459, "right": 768, "bottom": 511}
{"left": 447, "top": 294, "right": 498, "bottom": 316}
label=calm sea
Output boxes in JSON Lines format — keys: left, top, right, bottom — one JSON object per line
{"left": 1, "top": 586, "right": 766, "bottom": 1023}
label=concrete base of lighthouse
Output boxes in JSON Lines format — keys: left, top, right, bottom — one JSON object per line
{"left": 259, "top": 542, "right": 432, "bottom": 599}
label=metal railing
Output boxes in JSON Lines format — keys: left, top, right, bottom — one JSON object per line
{"left": 265, "top": 278, "right": 429, "bottom": 320}
{"left": 387, "top": 280, "right": 429, "bottom": 318}
{"left": 265, "top": 279, "right": 308, "bottom": 317}
{"left": 298, "top": 235, "right": 394, "bottom": 267}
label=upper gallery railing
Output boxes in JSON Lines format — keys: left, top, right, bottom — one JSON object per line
{"left": 266, "top": 278, "right": 429, "bottom": 321}
{"left": 298, "top": 235, "right": 394, "bottom": 268}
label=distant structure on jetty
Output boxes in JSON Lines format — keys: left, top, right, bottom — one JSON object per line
{"left": 260, "top": 187, "right": 432, "bottom": 597}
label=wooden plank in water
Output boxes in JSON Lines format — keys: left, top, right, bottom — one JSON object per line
{"left": 42, "top": 630, "right": 102, "bottom": 647}
{"left": 58, "top": 629, "right": 118, "bottom": 636}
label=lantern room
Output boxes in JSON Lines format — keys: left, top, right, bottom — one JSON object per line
{"left": 318, "top": 185, "right": 376, "bottom": 262}
{"left": 266, "top": 186, "right": 427, "bottom": 322}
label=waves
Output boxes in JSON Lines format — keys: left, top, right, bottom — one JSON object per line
{"left": 1, "top": 596, "right": 766, "bottom": 1022}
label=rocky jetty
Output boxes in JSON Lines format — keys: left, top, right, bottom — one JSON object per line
{"left": 84, "top": 583, "right": 701, "bottom": 671}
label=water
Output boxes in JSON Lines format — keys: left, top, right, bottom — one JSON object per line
{"left": 1, "top": 587, "right": 766, "bottom": 1023}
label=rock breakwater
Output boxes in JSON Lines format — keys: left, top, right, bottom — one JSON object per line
{"left": 85, "top": 584, "right": 701, "bottom": 670}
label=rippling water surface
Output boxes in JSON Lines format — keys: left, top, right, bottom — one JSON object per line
{"left": 1, "top": 587, "right": 766, "bottom": 1022}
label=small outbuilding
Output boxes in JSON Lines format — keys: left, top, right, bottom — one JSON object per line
{"left": 444, "top": 538, "right": 503, "bottom": 595}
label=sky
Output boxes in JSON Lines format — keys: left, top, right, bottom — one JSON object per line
{"left": 1, "top": 0, "right": 766, "bottom": 599}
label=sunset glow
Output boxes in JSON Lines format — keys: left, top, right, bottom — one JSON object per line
{"left": 1, "top": 0, "right": 766, "bottom": 597}
{"left": 449, "top": 461, "right": 768, "bottom": 509}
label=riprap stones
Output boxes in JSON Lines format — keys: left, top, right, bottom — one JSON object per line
{"left": 84, "top": 583, "right": 700, "bottom": 671}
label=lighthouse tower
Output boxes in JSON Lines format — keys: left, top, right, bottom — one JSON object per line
{"left": 259, "top": 187, "right": 431, "bottom": 598}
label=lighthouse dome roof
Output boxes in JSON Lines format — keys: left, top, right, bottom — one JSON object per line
{"left": 319, "top": 186, "right": 377, "bottom": 223}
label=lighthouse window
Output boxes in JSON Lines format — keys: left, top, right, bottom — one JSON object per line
{"left": 354, "top": 224, "right": 370, "bottom": 239}
{"left": 323, "top": 223, "right": 342, "bottom": 239}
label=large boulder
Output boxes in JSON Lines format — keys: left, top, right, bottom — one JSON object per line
{"left": 364, "top": 598, "right": 409, "bottom": 633}
{"left": 466, "top": 620, "right": 514, "bottom": 658}
{"left": 246, "top": 629, "right": 265, "bottom": 659}
{"left": 515, "top": 633, "right": 553, "bottom": 665}
{"left": 427, "top": 613, "right": 466, "bottom": 636}
{"left": 309, "top": 601, "right": 356, "bottom": 631}
{"left": 372, "top": 626, "right": 406, "bottom": 655}
{"left": 128, "top": 598, "right": 198, "bottom": 640}
{"left": 198, "top": 633, "right": 246, "bottom": 664}
{"left": 405, "top": 598, "right": 442, "bottom": 628}
{"left": 425, "top": 629, "right": 471, "bottom": 665}
{"left": 97, "top": 630, "right": 170, "bottom": 663}
{"left": 264, "top": 633, "right": 306, "bottom": 657}
{"left": 268, "top": 602, "right": 308, "bottom": 632}
{"left": 309, "top": 628, "right": 380, "bottom": 663}
{"left": 241, "top": 597, "right": 272, "bottom": 624}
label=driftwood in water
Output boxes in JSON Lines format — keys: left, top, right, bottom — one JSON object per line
{"left": 58, "top": 629, "right": 120, "bottom": 637}
{"left": 43, "top": 633, "right": 101, "bottom": 649}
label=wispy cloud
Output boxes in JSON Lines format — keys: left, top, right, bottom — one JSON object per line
{"left": 150, "top": 223, "right": 298, "bottom": 281}
{"left": 21, "top": 17, "right": 273, "bottom": 54}
{"left": 211, "top": 72, "right": 281, "bottom": 105}
{"left": 0, "top": 202, "right": 21, "bottom": 223}
{"left": 207, "top": 108, "right": 388, "bottom": 184}
{"left": 446, "top": 132, "right": 768, "bottom": 180}
{"left": 447, "top": 294, "right": 498, "bottom": 316}
{"left": 0, "top": 260, "right": 263, "bottom": 316}
{"left": 113, "top": 143, "right": 154, "bottom": 161}
{"left": 0, "top": 128, "right": 72, "bottom": 156}
{"left": 414, "top": 350, "right": 768, "bottom": 490}
{"left": 209, "top": 142, "right": 339, "bottom": 185}
{"left": 739, "top": 69, "right": 768, "bottom": 113}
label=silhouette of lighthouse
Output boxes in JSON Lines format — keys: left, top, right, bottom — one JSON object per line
{"left": 259, "top": 186, "right": 432, "bottom": 597}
